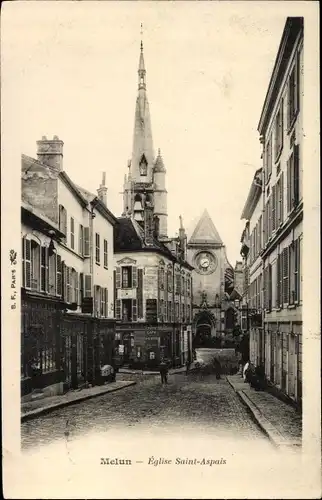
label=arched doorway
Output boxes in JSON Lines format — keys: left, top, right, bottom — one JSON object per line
{"left": 193, "top": 311, "right": 216, "bottom": 348}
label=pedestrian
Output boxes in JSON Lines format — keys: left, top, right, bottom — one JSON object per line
{"left": 159, "top": 358, "right": 168, "bottom": 384}
{"left": 185, "top": 358, "right": 191, "bottom": 375}
{"left": 213, "top": 358, "right": 221, "bottom": 380}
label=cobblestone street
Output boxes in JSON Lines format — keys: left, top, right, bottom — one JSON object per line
{"left": 22, "top": 373, "right": 271, "bottom": 451}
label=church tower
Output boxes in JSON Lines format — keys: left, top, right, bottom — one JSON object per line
{"left": 122, "top": 39, "right": 168, "bottom": 238}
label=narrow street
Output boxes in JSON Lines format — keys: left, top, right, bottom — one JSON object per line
{"left": 22, "top": 372, "right": 272, "bottom": 452}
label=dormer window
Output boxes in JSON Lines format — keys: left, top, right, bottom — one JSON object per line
{"left": 139, "top": 154, "right": 148, "bottom": 176}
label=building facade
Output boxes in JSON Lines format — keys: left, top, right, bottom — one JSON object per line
{"left": 114, "top": 217, "right": 193, "bottom": 370}
{"left": 240, "top": 17, "right": 303, "bottom": 407}
{"left": 185, "top": 210, "right": 239, "bottom": 348}
{"left": 21, "top": 137, "right": 117, "bottom": 399}
{"left": 240, "top": 168, "right": 264, "bottom": 366}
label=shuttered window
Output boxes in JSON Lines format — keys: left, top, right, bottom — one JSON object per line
{"left": 115, "top": 267, "right": 121, "bottom": 288}
{"left": 287, "top": 145, "right": 300, "bottom": 214}
{"left": 100, "top": 287, "right": 105, "bottom": 317}
{"left": 266, "top": 137, "right": 272, "bottom": 179}
{"left": 79, "top": 272, "right": 84, "bottom": 305}
{"left": 282, "top": 248, "right": 289, "bottom": 305}
{"left": 288, "top": 244, "right": 295, "bottom": 305}
{"left": 95, "top": 233, "right": 100, "bottom": 264}
{"left": 59, "top": 205, "right": 67, "bottom": 242}
{"left": 294, "top": 239, "right": 300, "bottom": 303}
{"left": 167, "top": 270, "right": 172, "bottom": 292}
{"left": 103, "top": 240, "right": 108, "bottom": 268}
{"left": 274, "top": 99, "right": 284, "bottom": 160}
{"left": 84, "top": 274, "right": 92, "bottom": 297}
{"left": 79, "top": 225, "right": 83, "bottom": 256}
{"left": 115, "top": 299, "right": 121, "bottom": 320}
{"left": 137, "top": 269, "right": 143, "bottom": 318}
{"left": 66, "top": 266, "right": 71, "bottom": 302}
{"left": 40, "top": 246, "right": 49, "bottom": 292}
{"left": 83, "top": 227, "right": 90, "bottom": 257}
{"left": 132, "top": 266, "right": 137, "bottom": 288}
{"left": 70, "top": 217, "right": 75, "bottom": 250}
{"left": 287, "top": 54, "right": 300, "bottom": 129}
{"left": 175, "top": 273, "right": 181, "bottom": 294}
{"left": 277, "top": 172, "right": 284, "bottom": 227}
{"left": 258, "top": 216, "right": 262, "bottom": 253}
{"left": 132, "top": 299, "right": 138, "bottom": 322}
{"left": 272, "top": 185, "right": 276, "bottom": 232}
{"left": 23, "top": 238, "right": 32, "bottom": 289}
{"left": 56, "top": 255, "right": 62, "bottom": 296}
{"left": 104, "top": 288, "right": 109, "bottom": 317}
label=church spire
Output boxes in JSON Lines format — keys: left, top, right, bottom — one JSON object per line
{"left": 130, "top": 32, "right": 155, "bottom": 185}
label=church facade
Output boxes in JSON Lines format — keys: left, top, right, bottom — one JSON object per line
{"left": 185, "top": 210, "right": 240, "bottom": 348}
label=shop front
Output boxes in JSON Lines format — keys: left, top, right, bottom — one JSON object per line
{"left": 115, "top": 323, "right": 175, "bottom": 370}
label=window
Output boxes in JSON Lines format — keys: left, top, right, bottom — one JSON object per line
{"left": 167, "top": 270, "right": 172, "bottom": 292}
{"left": 159, "top": 268, "right": 165, "bottom": 289}
{"left": 122, "top": 266, "right": 132, "bottom": 288}
{"left": 40, "top": 246, "right": 49, "bottom": 292}
{"left": 70, "top": 217, "right": 75, "bottom": 249}
{"left": 79, "top": 225, "right": 83, "bottom": 256}
{"left": 59, "top": 205, "right": 67, "bottom": 242}
{"left": 276, "top": 173, "right": 284, "bottom": 228}
{"left": 187, "top": 304, "right": 190, "bottom": 322}
{"left": 95, "top": 233, "right": 100, "bottom": 264}
{"left": 274, "top": 100, "right": 284, "bottom": 161}
{"left": 181, "top": 276, "right": 185, "bottom": 295}
{"left": 287, "top": 55, "right": 300, "bottom": 130}
{"left": 56, "top": 255, "right": 62, "bottom": 296}
{"left": 282, "top": 247, "right": 289, "bottom": 305}
{"left": 83, "top": 227, "right": 90, "bottom": 257}
{"left": 287, "top": 145, "right": 300, "bottom": 213}
{"left": 103, "top": 240, "right": 108, "bottom": 269}
{"left": 71, "top": 269, "right": 78, "bottom": 304}
{"left": 175, "top": 273, "right": 181, "bottom": 294}
{"left": 175, "top": 302, "right": 179, "bottom": 321}
{"left": 48, "top": 252, "right": 56, "bottom": 295}
{"left": 272, "top": 185, "right": 277, "bottom": 233}
{"left": 265, "top": 137, "right": 272, "bottom": 182}
{"left": 182, "top": 304, "right": 185, "bottom": 322}
{"left": 31, "top": 240, "right": 40, "bottom": 290}
{"left": 289, "top": 238, "right": 301, "bottom": 304}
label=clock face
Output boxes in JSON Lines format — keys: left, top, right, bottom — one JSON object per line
{"left": 195, "top": 251, "right": 217, "bottom": 275}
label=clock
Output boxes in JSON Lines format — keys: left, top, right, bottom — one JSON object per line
{"left": 195, "top": 251, "right": 217, "bottom": 275}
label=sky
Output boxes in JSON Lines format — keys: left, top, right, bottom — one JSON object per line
{"left": 2, "top": 1, "right": 297, "bottom": 264}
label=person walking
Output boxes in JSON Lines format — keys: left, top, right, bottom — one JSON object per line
{"left": 159, "top": 358, "right": 169, "bottom": 384}
{"left": 185, "top": 358, "right": 192, "bottom": 375}
{"left": 213, "top": 358, "right": 221, "bottom": 380}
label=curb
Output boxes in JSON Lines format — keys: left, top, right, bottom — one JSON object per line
{"left": 226, "top": 376, "right": 279, "bottom": 447}
{"left": 21, "top": 381, "right": 136, "bottom": 422}
{"left": 226, "top": 377, "right": 301, "bottom": 449}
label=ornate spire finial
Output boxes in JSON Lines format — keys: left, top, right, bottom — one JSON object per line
{"left": 140, "top": 23, "right": 143, "bottom": 52}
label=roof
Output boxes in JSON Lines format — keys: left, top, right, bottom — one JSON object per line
{"left": 114, "top": 217, "right": 193, "bottom": 269}
{"left": 240, "top": 168, "right": 263, "bottom": 220}
{"left": 187, "top": 209, "right": 223, "bottom": 246}
{"left": 154, "top": 150, "right": 166, "bottom": 173}
{"left": 21, "top": 201, "right": 65, "bottom": 239}
{"left": 258, "top": 17, "right": 304, "bottom": 135}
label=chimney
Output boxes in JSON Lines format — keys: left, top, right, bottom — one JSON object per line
{"left": 36, "top": 135, "right": 64, "bottom": 171}
{"left": 178, "top": 215, "right": 187, "bottom": 260}
{"left": 97, "top": 172, "right": 108, "bottom": 205}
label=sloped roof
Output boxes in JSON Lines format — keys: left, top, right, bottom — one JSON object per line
{"left": 114, "top": 217, "right": 193, "bottom": 269}
{"left": 188, "top": 209, "right": 223, "bottom": 246}
{"left": 154, "top": 150, "right": 166, "bottom": 173}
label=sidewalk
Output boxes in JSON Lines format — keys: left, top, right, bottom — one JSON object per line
{"left": 227, "top": 375, "right": 302, "bottom": 449}
{"left": 21, "top": 380, "right": 136, "bottom": 422}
